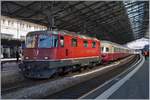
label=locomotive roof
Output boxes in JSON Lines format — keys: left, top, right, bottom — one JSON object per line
{"left": 27, "top": 30, "right": 99, "bottom": 41}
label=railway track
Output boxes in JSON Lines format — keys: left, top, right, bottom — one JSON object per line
{"left": 1, "top": 74, "right": 62, "bottom": 94}
{"left": 44, "top": 55, "right": 140, "bottom": 99}
{"left": 2, "top": 55, "right": 139, "bottom": 99}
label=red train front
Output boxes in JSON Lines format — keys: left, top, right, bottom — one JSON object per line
{"left": 19, "top": 30, "right": 101, "bottom": 78}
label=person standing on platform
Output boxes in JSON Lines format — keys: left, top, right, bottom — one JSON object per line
{"left": 16, "top": 48, "right": 20, "bottom": 62}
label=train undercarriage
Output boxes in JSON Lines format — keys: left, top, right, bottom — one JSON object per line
{"left": 19, "top": 57, "right": 101, "bottom": 79}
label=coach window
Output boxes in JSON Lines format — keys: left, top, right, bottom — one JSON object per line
{"left": 118, "top": 48, "right": 120, "bottom": 52}
{"left": 83, "top": 40, "right": 88, "bottom": 47}
{"left": 92, "top": 41, "right": 96, "bottom": 48}
{"left": 60, "top": 36, "right": 64, "bottom": 47}
{"left": 106, "top": 47, "right": 109, "bottom": 52}
{"left": 116, "top": 48, "right": 118, "bottom": 52}
{"left": 72, "top": 38, "right": 77, "bottom": 47}
{"left": 114, "top": 47, "right": 116, "bottom": 52}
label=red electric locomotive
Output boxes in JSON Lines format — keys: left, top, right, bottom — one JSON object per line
{"left": 101, "top": 40, "right": 132, "bottom": 63}
{"left": 19, "top": 30, "right": 101, "bottom": 78}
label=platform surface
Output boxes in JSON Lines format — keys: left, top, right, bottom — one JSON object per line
{"left": 108, "top": 57, "right": 149, "bottom": 99}
{"left": 1, "top": 58, "right": 21, "bottom": 62}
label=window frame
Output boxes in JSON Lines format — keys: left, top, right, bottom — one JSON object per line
{"left": 72, "top": 38, "right": 77, "bottom": 47}
{"left": 60, "top": 36, "right": 64, "bottom": 47}
{"left": 26, "top": 34, "right": 37, "bottom": 48}
{"left": 38, "top": 34, "right": 58, "bottom": 48}
{"left": 83, "top": 40, "right": 88, "bottom": 48}
{"left": 92, "top": 41, "right": 96, "bottom": 48}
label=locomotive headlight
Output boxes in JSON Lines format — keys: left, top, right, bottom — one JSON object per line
{"left": 44, "top": 56, "right": 48, "bottom": 59}
{"left": 25, "top": 56, "right": 29, "bottom": 59}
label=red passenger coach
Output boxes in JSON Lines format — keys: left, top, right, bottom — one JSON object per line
{"left": 19, "top": 30, "right": 101, "bottom": 78}
{"left": 101, "top": 40, "right": 132, "bottom": 63}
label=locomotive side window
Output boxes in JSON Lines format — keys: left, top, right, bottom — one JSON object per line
{"left": 72, "top": 38, "right": 77, "bottom": 47}
{"left": 60, "top": 36, "right": 64, "bottom": 47}
{"left": 83, "top": 40, "right": 88, "bottom": 47}
{"left": 38, "top": 34, "right": 58, "bottom": 48}
{"left": 26, "top": 35, "right": 36, "bottom": 48}
{"left": 92, "top": 41, "right": 96, "bottom": 48}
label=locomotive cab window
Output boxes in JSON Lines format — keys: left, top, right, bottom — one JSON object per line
{"left": 92, "top": 41, "right": 96, "bottom": 48}
{"left": 38, "top": 34, "right": 58, "bottom": 48}
{"left": 60, "top": 36, "right": 64, "bottom": 47}
{"left": 72, "top": 38, "right": 77, "bottom": 47}
{"left": 83, "top": 40, "right": 88, "bottom": 47}
{"left": 26, "top": 35, "right": 36, "bottom": 48}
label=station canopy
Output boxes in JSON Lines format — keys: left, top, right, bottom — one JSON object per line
{"left": 1, "top": 1, "right": 149, "bottom": 44}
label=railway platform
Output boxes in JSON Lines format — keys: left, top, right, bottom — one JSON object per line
{"left": 89, "top": 56, "right": 149, "bottom": 99}
{"left": 1, "top": 58, "right": 24, "bottom": 90}
{"left": 1, "top": 58, "right": 20, "bottom": 61}
{"left": 108, "top": 57, "right": 149, "bottom": 99}
{"left": 1, "top": 58, "right": 21, "bottom": 71}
